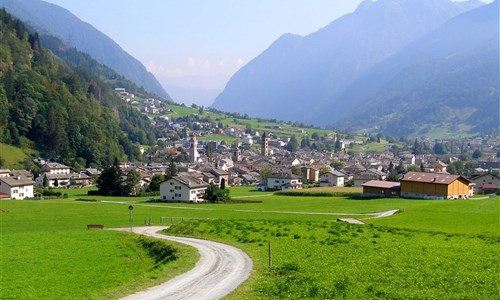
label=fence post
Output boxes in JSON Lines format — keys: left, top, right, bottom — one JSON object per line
{"left": 268, "top": 240, "right": 272, "bottom": 268}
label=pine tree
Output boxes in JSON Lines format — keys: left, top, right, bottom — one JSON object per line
{"left": 166, "top": 158, "right": 177, "bottom": 180}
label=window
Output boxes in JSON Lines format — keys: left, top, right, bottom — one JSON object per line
{"left": 170, "top": 189, "right": 174, "bottom": 192}
{"left": 13, "top": 189, "right": 18, "bottom": 194}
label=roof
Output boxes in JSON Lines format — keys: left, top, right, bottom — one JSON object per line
{"left": 401, "top": 172, "right": 470, "bottom": 185}
{"left": 42, "top": 162, "right": 70, "bottom": 170}
{"left": 0, "top": 177, "right": 35, "bottom": 187}
{"left": 362, "top": 180, "right": 400, "bottom": 190}
{"left": 210, "top": 168, "right": 229, "bottom": 176}
{"left": 478, "top": 183, "right": 497, "bottom": 189}
{"left": 326, "top": 170, "right": 345, "bottom": 177}
{"left": 269, "top": 173, "right": 302, "bottom": 180}
{"left": 173, "top": 175, "right": 209, "bottom": 189}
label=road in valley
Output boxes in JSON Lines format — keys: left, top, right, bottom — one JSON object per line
{"left": 114, "top": 226, "right": 252, "bottom": 300}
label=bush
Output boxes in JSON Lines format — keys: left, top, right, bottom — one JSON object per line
{"left": 87, "top": 190, "right": 103, "bottom": 196}
{"left": 39, "top": 189, "right": 62, "bottom": 197}
{"left": 274, "top": 191, "right": 354, "bottom": 197}
{"left": 139, "top": 191, "right": 160, "bottom": 197}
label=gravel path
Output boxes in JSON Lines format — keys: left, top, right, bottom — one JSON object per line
{"left": 115, "top": 226, "right": 252, "bottom": 300}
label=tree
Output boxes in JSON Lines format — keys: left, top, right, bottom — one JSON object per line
{"left": 42, "top": 174, "right": 48, "bottom": 188}
{"left": 386, "top": 171, "right": 399, "bottom": 182}
{"left": 124, "top": 169, "right": 141, "bottom": 195}
{"left": 97, "top": 161, "right": 123, "bottom": 196}
{"left": 292, "top": 165, "right": 302, "bottom": 177}
{"left": 472, "top": 150, "right": 483, "bottom": 159}
{"left": 203, "top": 183, "right": 230, "bottom": 203}
{"left": 388, "top": 161, "right": 394, "bottom": 172}
{"left": 319, "top": 166, "right": 331, "bottom": 175}
{"left": 53, "top": 178, "right": 59, "bottom": 187}
{"left": 166, "top": 158, "right": 178, "bottom": 180}
{"left": 407, "top": 165, "right": 420, "bottom": 172}
{"left": 220, "top": 178, "right": 226, "bottom": 190}
{"left": 420, "top": 162, "right": 425, "bottom": 172}
{"left": 286, "top": 136, "right": 299, "bottom": 152}
{"left": 147, "top": 174, "right": 164, "bottom": 192}
{"left": 396, "top": 161, "right": 405, "bottom": 173}
{"left": 260, "top": 166, "right": 273, "bottom": 183}
{"left": 334, "top": 139, "right": 342, "bottom": 152}
{"left": 330, "top": 161, "right": 344, "bottom": 170}
{"left": 433, "top": 143, "right": 448, "bottom": 155}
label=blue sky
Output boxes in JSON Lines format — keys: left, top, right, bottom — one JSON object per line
{"left": 42, "top": 0, "right": 365, "bottom": 90}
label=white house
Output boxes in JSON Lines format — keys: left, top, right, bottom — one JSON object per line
{"left": 266, "top": 173, "right": 302, "bottom": 190}
{"left": 35, "top": 173, "right": 91, "bottom": 188}
{"left": 320, "top": 170, "right": 345, "bottom": 187}
{"left": 160, "top": 175, "right": 209, "bottom": 203}
{"left": 0, "top": 176, "right": 35, "bottom": 199}
{"left": 40, "top": 163, "right": 71, "bottom": 175}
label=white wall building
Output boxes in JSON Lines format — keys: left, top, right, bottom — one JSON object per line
{"left": 320, "top": 170, "right": 346, "bottom": 187}
{"left": 40, "top": 163, "right": 71, "bottom": 175}
{"left": 267, "top": 173, "right": 302, "bottom": 190}
{"left": 160, "top": 175, "right": 209, "bottom": 203}
{"left": 0, "top": 176, "right": 35, "bottom": 199}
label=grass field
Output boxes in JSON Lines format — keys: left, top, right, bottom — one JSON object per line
{"left": 1, "top": 187, "right": 499, "bottom": 299}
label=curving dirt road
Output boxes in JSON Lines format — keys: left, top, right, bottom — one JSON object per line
{"left": 116, "top": 226, "right": 252, "bottom": 300}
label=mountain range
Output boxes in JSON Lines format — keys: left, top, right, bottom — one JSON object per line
{"left": 212, "top": 0, "right": 498, "bottom": 136}
{"left": 0, "top": 0, "right": 172, "bottom": 101}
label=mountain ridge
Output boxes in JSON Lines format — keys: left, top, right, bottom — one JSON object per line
{"left": 212, "top": 0, "right": 485, "bottom": 128}
{"left": 0, "top": 0, "right": 172, "bottom": 101}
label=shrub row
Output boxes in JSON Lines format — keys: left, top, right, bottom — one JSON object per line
{"left": 274, "top": 191, "right": 354, "bottom": 197}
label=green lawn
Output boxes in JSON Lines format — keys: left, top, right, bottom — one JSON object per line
{"left": 0, "top": 200, "right": 198, "bottom": 299}
{"left": 1, "top": 190, "right": 498, "bottom": 299}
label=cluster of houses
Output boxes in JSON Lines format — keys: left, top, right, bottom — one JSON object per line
{"left": 1, "top": 132, "right": 499, "bottom": 201}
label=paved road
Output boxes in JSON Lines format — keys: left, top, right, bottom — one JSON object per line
{"left": 115, "top": 226, "right": 253, "bottom": 300}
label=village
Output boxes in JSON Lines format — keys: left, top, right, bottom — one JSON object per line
{"left": 1, "top": 119, "right": 499, "bottom": 202}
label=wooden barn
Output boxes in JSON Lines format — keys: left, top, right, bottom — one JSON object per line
{"left": 362, "top": 180, "right": 400, "bottom": 197}
{"left": 400, "top": 172, "right": 473, "bottom": 199}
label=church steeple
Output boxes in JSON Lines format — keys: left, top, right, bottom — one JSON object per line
{"left": 261, "top": 132, "right": 269, "bottom": 156}
{"left": 189, "top": 133, "right": 199, "bottom": 163}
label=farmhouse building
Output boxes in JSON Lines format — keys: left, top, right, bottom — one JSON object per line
{"left": 400, "top": 172, "right": 472, "bottom": 199}
{"left": 160, "top": 174, "right": 209, "bottom": 203}
{"left": 320, "top": 170, "right": 345, "bottom": 187}
{"left": 362, "top": 180, "right": 400, "bottom": 197}
{"left": 40, "top": 163, "right": 71, "bottom": 175}
{"left": 0, "top": 176, "right": 35, "bottom": 199}
{"left": 266, "top": 173, "right": 302, "bottom": 190}
{"left": 470, "top": 173, "right": 500, "bottom": 194}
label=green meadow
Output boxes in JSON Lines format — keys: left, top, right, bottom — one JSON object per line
{"left": 1, "top": 187, "right": 499, "bottom": 299}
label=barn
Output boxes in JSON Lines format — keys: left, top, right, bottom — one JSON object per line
{"left": 400, "top": 172, "right": 473, "bottom": 199}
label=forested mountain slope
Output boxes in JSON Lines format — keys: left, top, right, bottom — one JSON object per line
{"left": 0, "top": 0, "right": 172, "bottom": 101}
{"left": 0, "top": 9, "right": 156, "bottom": 168}
{"left": 334, "top": 0, "right": 499, "bottom": 136}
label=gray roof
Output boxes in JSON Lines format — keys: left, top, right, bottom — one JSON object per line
{"left": 327, "top": 170, "right": 345, "bottom": 177}
{"left": 269, "top": 173, "right": 302, "bottom": 180}
{"left": 0, "top": 177, "right": 35, "bottom": 187}
{"left": 174, "top": 175, "right": 209, "bottom": 189}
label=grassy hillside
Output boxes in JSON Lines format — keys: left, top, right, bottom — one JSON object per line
{"left": 0, "top": 142, "right": 35, "bottom": 169}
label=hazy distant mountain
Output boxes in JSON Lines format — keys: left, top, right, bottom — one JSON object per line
{"left": 212, "top": 0, "right": 483, "bottom": 125}
{"left": 163, "top": 83, "right": 221, "bottom": 107}
{"left": 0, "top": 0, "right": 172, "bottom": 101}
{"left": 334, "top": 0, "right": 499, "bottom": 136}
